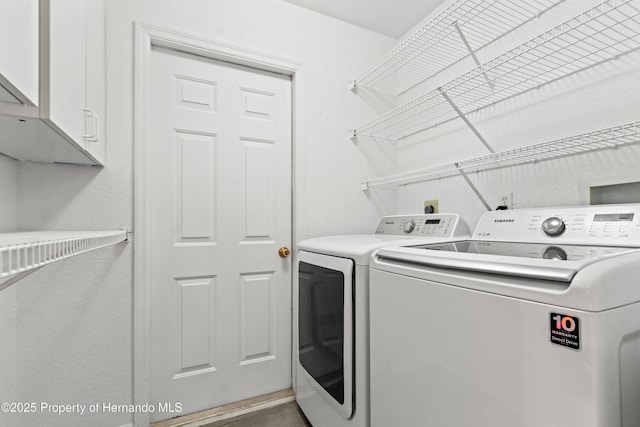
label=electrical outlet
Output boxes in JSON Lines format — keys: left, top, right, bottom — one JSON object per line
{"left": 424, "top": 199, "right": 439, "bottom": 214}
{"left": 498, "top": 192, "right": 513, "bottom": 209}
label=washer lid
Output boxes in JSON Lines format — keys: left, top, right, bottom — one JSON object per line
{"left": 298, "top": 234, "right": 461, "bottom": 265}
{"left": 375, "top": 241, "right": 639, "bottom": 282}
{"left": 417, "top": 240, "right": 634, "bottom": 261}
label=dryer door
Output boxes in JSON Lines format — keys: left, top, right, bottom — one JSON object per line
{"left": 297, "top": 250, "right": 354, "bottom": 419}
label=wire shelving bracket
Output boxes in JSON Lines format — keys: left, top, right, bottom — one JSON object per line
{"left": 353, "top": 0, "right": 640, "bottom": 141}
{"left": 0, "top": 230, "right": 129, "bottom": 291}
{"left": 361, "top": 121, "right": 640, "bottom": 190}
{"left": 352, "top": 0, "right": 564, "bottom": 95}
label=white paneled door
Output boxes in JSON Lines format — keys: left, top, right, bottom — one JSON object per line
{"left": 148, "top": 46, "right": 292, "bottom": 422}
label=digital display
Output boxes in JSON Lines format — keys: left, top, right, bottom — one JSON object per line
{"left": 425, "top": 219, "right": 441, "bottom": 225}
{"left": 593, "top": 213, "right": 634, "bottom": 222}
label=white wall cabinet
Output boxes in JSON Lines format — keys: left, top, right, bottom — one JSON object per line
{"left": 0, "top": 0, "right": 39, "bottom": 107}
{"left": 0, "top": 0, "right": 105, "bottom": 166}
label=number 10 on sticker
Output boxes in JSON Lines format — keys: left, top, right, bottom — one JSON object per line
{"left": 552, "top": 314, "right": 577, "bottom": 332}
{"left": 549, "top": 312, "right": 580, "bottom": 350}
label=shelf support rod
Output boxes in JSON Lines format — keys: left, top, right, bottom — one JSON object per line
{"left": 457, "top": 165, "right": 492, "bottom": 211}
{"left": 122, "top": 228, "right": 133, "bottom": 242}
{"left": 0, "top": 267, "right": 43, "bottom": 293}
{"left": 453, "top": 21, "right": 494, "bottom": 91}
{"left": 439, "top": 88, "right": 495, "bottom": 154}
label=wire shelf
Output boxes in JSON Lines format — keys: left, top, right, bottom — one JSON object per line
{"left": 362, "top": 121, "right": 640, "bottom": 189}
{"left": 0, "top": 230, "right": 129, "bottom": 290}
{"left": 354, "top": 0, "right": 640, "bottom": 140}
{"left": 353, "top": 0, "right": 563, "bottom": 95}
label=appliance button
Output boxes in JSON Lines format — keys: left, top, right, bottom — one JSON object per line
{"left": 403, "top": 220, "right": 416, "bottom": 233}
{"left": 542, "top": 217, "right": 566, "bottom": 236}
{"left": 543, "top": 246, "right": 568, "bottom": 260}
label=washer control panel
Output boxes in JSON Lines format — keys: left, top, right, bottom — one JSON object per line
{"left": 474, "top": 205, "right": 640, "bottom": 246}
{"left": 375, "top": 214, "right": 468, "bottom": 238}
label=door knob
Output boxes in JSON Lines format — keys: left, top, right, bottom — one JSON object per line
{"left": 278, "top": 247, "right": 291, "bottom": 258}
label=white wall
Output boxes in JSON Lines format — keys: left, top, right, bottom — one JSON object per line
{"left": 13, "top": 243, "right": 131, "bottom": 427}
{"left": 0, "top": 155, "right": 17, "bottom": 427}
{"left": 388, "top": 0, "right": 640, "bottom": 230}
{"left": 14, "top": 161, "right": 131, "bottom": 427}
{"left": 0, "top": 154, "right": 17, "bottom": 231}
{"left": 0, "top": 284, "right": 16, "bottom": 427}
{"left": 7, "top": 1, "right": 395, "bottom": 426}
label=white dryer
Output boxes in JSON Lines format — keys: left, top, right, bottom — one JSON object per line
{"left": 295, "top": 214, "right": 470, "bottom": 427}
{"left": 370, "top": 204, "right": 640, "bottom": 427}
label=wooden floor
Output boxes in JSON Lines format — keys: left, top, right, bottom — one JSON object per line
{"left": 202, "top": 402, "right": 311, "bottom": 427}
{"left": 150, "top": 390, "right": 309, "bottom": 427}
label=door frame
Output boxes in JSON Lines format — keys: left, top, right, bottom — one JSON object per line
{"left": 133, "top": 23, "right": 304, "bottom": 427}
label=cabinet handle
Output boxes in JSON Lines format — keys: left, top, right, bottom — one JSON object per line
{"left": 92, "top": 113, "right": 100, "bottom": 142}
{"left": 82, "top": 108, "right": 98, "bottom": 141}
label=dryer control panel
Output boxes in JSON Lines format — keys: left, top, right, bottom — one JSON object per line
{"left": 474, "top": 204, "right": 640, "bottom": 246}
{"left": 374, "top": 214, "right": 469, "bottom": 238}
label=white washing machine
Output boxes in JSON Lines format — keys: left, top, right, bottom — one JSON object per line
{"left": 369, "top": 204, "right": 640, "bottom": 427}
{"left": 295, "top": 214, "right": 470, "bottom": 427}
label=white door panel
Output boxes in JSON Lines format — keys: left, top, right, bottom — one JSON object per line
{"left": 0, "top": 0, "right": 39, "bottom": 106}
{"left": 149, "top": 46, "right": 292, "bottom": 422}
{"left": 47, "top": 0, "right": 87, "bottom": 145}
{"left": 85, "top": 0, "right": 106, "bottom": 163}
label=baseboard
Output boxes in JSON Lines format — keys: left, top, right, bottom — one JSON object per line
{"left": 151, "top": 389, "right": 295, "bottom": 427}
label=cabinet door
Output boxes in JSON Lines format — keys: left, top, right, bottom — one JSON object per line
{"left": 85, "top": 0, "right": 105, "bottom": 164}
{"left": 0, "top": 0, "right": 39, "bottom": 107}
{"left": 43, "top": 0, "right": 87, "bottom": 148}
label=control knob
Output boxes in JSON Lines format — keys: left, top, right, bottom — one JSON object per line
{"left": 403, "top": 220, "right": 416, "bottom": 233}
{"left": 543, "top": 246, "right": 567, "bottom": 260}
{"left": 541, "top": 217, "right": 565, "bottom": 236}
